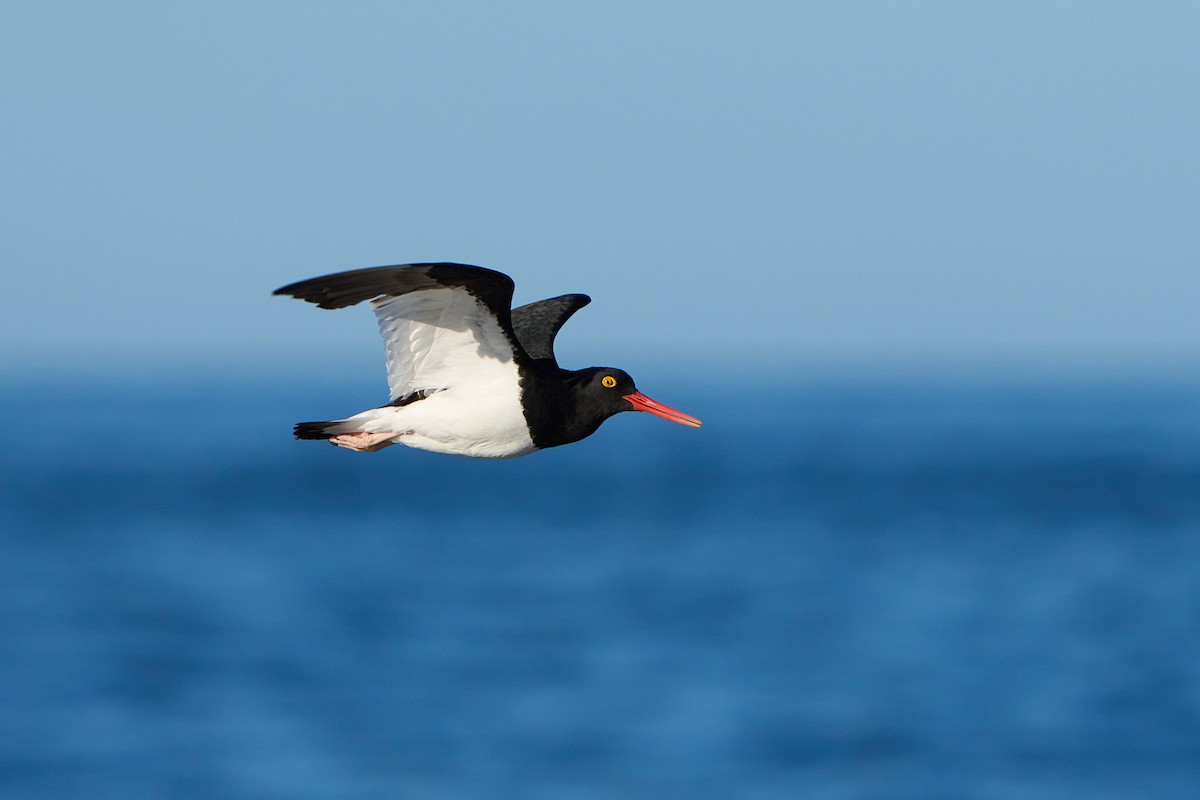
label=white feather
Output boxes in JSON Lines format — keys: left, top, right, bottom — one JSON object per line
{"left": 351, "top": 287, "right": 533, "bottom": 458}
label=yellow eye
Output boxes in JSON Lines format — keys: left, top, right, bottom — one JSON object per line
{"left": 601, "top": 375, "right": 617, "bottom": 388}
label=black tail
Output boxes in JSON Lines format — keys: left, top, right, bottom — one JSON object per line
{"left": 294, "top": 421, "right": 336, "bottom": 440}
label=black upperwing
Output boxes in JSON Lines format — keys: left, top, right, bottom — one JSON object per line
{"left": 275, "top": 262, "right": 590, "bottom": 367}
{"left": 510, "top": 293, "right": 591, "bottom": 367}
{"left": 274, "top": 261, "right": 517, "bottom": 325}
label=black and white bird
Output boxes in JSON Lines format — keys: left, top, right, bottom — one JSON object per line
{"left": 274, "top": 263, "right": 701, "bottom": 458}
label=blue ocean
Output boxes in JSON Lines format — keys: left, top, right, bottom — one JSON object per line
{"left": 3, "top": 368, "right": 1199, "bottom": 798}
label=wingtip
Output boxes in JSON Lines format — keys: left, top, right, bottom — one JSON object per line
{"left": 272, "top": 281, "right": 303, "bottom": 298}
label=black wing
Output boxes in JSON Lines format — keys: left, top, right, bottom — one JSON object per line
{"left": 511, "top": 293, "right": 591, "bottom": 366}
{"left": 274, "top": 262, "right": 517, "bottom": 330}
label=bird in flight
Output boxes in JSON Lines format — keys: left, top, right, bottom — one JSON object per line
{"left": 274, "top": 263, "right": 701, "bottom": 458}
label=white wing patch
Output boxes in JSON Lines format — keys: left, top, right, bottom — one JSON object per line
{"left": 370, "top": 287, "right": 516, "bottom": 401}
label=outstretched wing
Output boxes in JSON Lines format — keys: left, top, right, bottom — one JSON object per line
{"left": 275, "top": 263, "right": 525, "bottom": 402}
{"left": 511, "top": 294, "right": 591, "bottom": 366}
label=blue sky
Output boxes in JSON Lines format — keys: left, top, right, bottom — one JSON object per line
{"left": 2, "top": 2, "right": 1197, "bottom": 377}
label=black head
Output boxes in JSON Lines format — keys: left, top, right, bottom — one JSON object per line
{"left": 560, "top": 367, "right": 702, "bottom": 444}
{"left": 576, "top": 367, "right": 638, "bottom": 418}
{"left": 521, "top": 365, "right": 702, "bottom": 449}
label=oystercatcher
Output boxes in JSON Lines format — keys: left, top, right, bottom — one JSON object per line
{"left": 274, "top": 263, "right": 701, "bottom": 458}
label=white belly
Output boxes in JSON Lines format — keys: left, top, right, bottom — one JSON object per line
{"left": 396, "top": 390, "right": 534, "bottom": 457}
{"left": 397, "top": 429, "right": 536, "bottom": 459}
{"left": 344, "top": 378, "right": 534, "bottom": 459}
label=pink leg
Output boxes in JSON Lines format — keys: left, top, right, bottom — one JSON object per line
{"left": 329, "top": 431, "right": 400, "bottom": 452}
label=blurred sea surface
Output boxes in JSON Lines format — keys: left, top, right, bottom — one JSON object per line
{"left": 2, "top": 368, "right": 1199, "bottom": 799}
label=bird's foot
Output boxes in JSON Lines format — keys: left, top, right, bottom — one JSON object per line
{"left": 329, "top": 432, "right": 399, "bottom": 452}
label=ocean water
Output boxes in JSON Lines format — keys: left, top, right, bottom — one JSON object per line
{"left": 2, "top": 369, "right": 1199, "bottom": 798}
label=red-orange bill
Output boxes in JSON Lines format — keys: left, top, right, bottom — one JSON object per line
{"left": 623, "top": 391, "right": 702, "bottom": 428}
